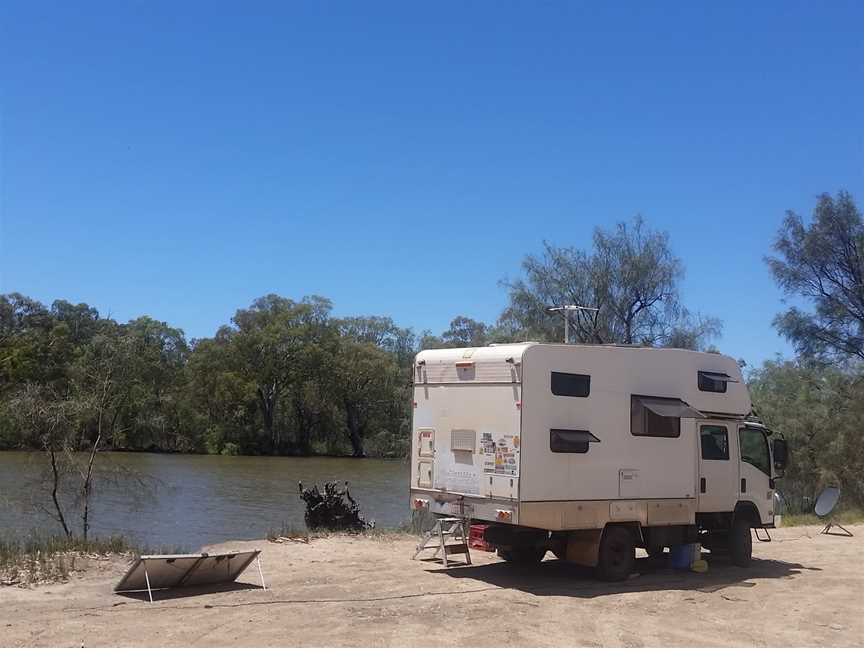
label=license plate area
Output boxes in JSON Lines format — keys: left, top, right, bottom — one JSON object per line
{"left": 448, "top": 501, "right": 474, "bottom": 517}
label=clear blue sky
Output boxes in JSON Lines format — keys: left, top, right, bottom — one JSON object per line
{"left": 1, "top": 2, "right": 862, "bottom": 368}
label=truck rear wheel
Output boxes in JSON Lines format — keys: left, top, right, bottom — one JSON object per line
{"left": 729, "top": 518, "right": 752, "bottom": 567}
{"left": 597, "top": 526, "right": 635, "bottom": 582}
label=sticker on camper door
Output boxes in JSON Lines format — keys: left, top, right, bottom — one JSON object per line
{"left": 482, "top": 433, "right": 519, "bottom": 476}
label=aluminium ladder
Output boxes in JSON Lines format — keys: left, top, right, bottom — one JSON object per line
{"left": 412, "top": 517, "right": 472, "bottom": 567}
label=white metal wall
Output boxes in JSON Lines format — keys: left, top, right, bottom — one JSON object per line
{"left": 519, "top": 345, "right": 745, "bottom": 502}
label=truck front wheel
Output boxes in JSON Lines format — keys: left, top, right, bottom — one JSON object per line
{"left": 729, "top": 518, "right": 752, "bottom": 567}
{"left": 597, "top": 526, "right": 635, "bottom": 581}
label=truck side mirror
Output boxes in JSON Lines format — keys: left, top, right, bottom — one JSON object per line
{"left": 772, "top": 438, "right": 788, "bottom": 473}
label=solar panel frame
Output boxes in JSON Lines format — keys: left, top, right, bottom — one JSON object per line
{"left": 115, "top": 550, "right": 261, "bottom": 596}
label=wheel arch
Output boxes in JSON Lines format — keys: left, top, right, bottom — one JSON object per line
{"left": 603, "top": 521, "right": 644, "bottom": 545}
{"left": 733, "top": 501, "right": 762, "bottom": 528}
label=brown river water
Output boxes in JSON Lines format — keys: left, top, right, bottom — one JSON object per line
{"left": 0, "top": 451, "right": 410, "bottom": 549}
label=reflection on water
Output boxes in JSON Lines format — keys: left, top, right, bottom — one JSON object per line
{"left": 0, "top": 452, "right": 410, "bottom": 549}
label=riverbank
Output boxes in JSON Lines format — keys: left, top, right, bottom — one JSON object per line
{"left": 0, "top": 452, "right": 410, "bottom": 548}
{"left": 2, "top": 524, "right": 861, "bottom": 648}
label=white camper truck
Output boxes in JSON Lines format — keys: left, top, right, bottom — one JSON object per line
{"left": 409, "top": 343, "right": 788, "bottom": 581}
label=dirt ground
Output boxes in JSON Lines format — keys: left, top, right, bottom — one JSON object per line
{"left": 1, "top": 524, "right": 862, "bottom": 648}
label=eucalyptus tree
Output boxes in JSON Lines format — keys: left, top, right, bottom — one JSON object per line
{"left": 499, "top": 216, "right": 720, "bottom": 349}
{"left": 228, "top": 294, "right": 333, "bottom": 452}
{"left": 748, "top": 359, "right": 864, "bottom": 510}
{"left": 767, "top": 191, "right": 864, "bottom": 362}
{"left": 327, "top": 339, "right": 403, "bottom": 457}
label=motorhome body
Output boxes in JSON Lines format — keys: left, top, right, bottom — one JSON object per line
{"left": 409, "top": 343, "right": 787, "bottom": 580}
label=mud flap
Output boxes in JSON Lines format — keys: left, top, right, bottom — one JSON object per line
{"left": 563, "top": 529, "right": 603, "bottom": 567}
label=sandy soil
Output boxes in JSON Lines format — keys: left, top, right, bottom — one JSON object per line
{"left": 1, "top": 524, "right": 862, "bottom": 648}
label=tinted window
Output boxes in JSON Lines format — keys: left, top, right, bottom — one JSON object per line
{"left": 550, "top": 429, "right": 600, "bottom": 453}
{"left": 698, "top": 371, "right": 728, "bottom": 393}
{"left": 700, "top": 425, "right": 729, "bottom": 460}
{"left": 739, "top": 426, "right": 770, "bottom": 475}
{"left": 630, "top": 397, "right": 681, "bottom": 438}
{"left": 551, "top": 372, "right": 590, "bottom": 397}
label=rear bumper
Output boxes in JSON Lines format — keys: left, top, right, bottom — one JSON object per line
{"left": 410, "top": 491, "right": 700, "bottom": 532}
{"left": 409, "top": 489, "right": 518, "bottom": 525}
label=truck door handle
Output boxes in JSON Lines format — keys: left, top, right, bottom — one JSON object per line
{"left": 700, "top": 477, "right": 706, "bottom": 493}
{"left": 741, "top": 478, "right": 747, "bottom": 493}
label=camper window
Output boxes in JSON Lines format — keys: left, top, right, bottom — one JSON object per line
{"left": 550, "top": 429, "right": 600, "bottom": 453}
{"left": 700, "top": 425, "right": 729, "bottom": 460}
{"left": 551, "top": 372, "right": 590, "bottom": 397}
{"left": 698, "top": 371, "right": 729, "bottom": 393}
{"left": 630, "top": 396, "right": 682, "bottom": 438}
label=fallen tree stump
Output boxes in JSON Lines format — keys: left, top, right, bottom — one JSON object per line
{"left": 298, "top": 481, "right": 372, "bottom": 532}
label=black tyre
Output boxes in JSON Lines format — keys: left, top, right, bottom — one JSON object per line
{"left": 729, "top": 518, "right": 752, "bottom": 567}
{"left": 597, "top": 526, "right": 635, "bottom": 582}
{"left": 498, "top": 546, "right": 546, "bottom": 564}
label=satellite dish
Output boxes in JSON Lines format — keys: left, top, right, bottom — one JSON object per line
{"left": 814, "top": 486, "right": 840, "bottom": 518}
{"left": 814, "top": 486, "right": 853, "bottom": 537}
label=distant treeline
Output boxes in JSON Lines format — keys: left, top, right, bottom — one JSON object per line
{"left": 0, "top": 294, "right": 418, "bottom": 457}
{"left": 2, "top": 193, "right": 863, "bottom": 511}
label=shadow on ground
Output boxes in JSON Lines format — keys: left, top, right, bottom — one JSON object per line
{"left": 116, "top": 581, "right": 264, "bottom": 602}
{"left": 429, "top": 553, "right": 818, "bottom": 598}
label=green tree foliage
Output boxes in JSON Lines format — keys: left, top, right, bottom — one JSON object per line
{"left": 767, "top": 191, "right": 864, "bottom": 362}
{"left": 184, "top": 331, "right": 258, "bottom": 455}
{"left": 748, "top": 360, "right": 864, "bottom": 511}
{"left": 225, "top": 295, "right": 333, "bottom": 452}
{"left": 750, "top": 190, "right": 864, "bottom": 514}
{"left": 420, "top": 316, "right": 491, "bottom": 349}
{"left": 499, "top": 217, "right": 721, "bottom": 348}
{"left": 0, "top": 292, "right": 415, "bottom": 458}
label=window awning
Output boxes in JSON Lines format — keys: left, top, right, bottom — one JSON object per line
{"left": 699, "top": 371, "right": 738, "bottom": 383}
{"left": 638, "top": 396, "right": 705, "bottom": 419}
{"left": 550, "top": 429, "right": 601, "bottom": 443}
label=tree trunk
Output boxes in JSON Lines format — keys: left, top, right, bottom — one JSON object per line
{"left": 258, "top": 386, "right": 278, "bottom": 452}
{"left": 49, "top": 449, "right": 72, "bottom": 538}
{"left": 81, "top": 433, "right": 101, "bottom": 541}
{"left": 344, "top": 402, "right": 366, "bottom": 458}
{"left": 294, "top": 400, "right": 312, "bottom": 454}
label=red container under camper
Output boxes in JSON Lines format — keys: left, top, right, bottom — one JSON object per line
{"left": 469, "top": 524, "right": 493, "bottom": 551}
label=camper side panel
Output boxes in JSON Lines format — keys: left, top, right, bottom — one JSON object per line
{"left": 520, "top": 345, "right": 698, "bottom": 503}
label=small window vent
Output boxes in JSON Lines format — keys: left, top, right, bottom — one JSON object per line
{"left": 451, "top": 429, "right": 476, "bottom": 452}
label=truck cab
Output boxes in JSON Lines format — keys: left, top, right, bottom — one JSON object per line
{"left": 698, "top": 420, "right": 778, "bottom": 523}
{"left": 694, "top": 419, "right": 787, "bottom": 563}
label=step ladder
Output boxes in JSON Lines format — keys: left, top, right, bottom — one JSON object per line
{"left": 412, "top": 517, "right": 472, "bottom": 567}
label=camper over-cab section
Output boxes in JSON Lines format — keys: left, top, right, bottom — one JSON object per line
{"left": 410, "top": 343, "right": 784, "bottom": 580}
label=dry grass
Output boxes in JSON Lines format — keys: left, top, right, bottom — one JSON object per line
{"left": 0, "top": 534, "right": 132, "bottom": 585}
{"left": 781, "top": 508, "right": 864, "bottom": 527}
{"left": 266, "top": 520, "right": 417, "bottom": 545}
{"left": 0, "top": 534, "right": 187, "bottom": 586}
